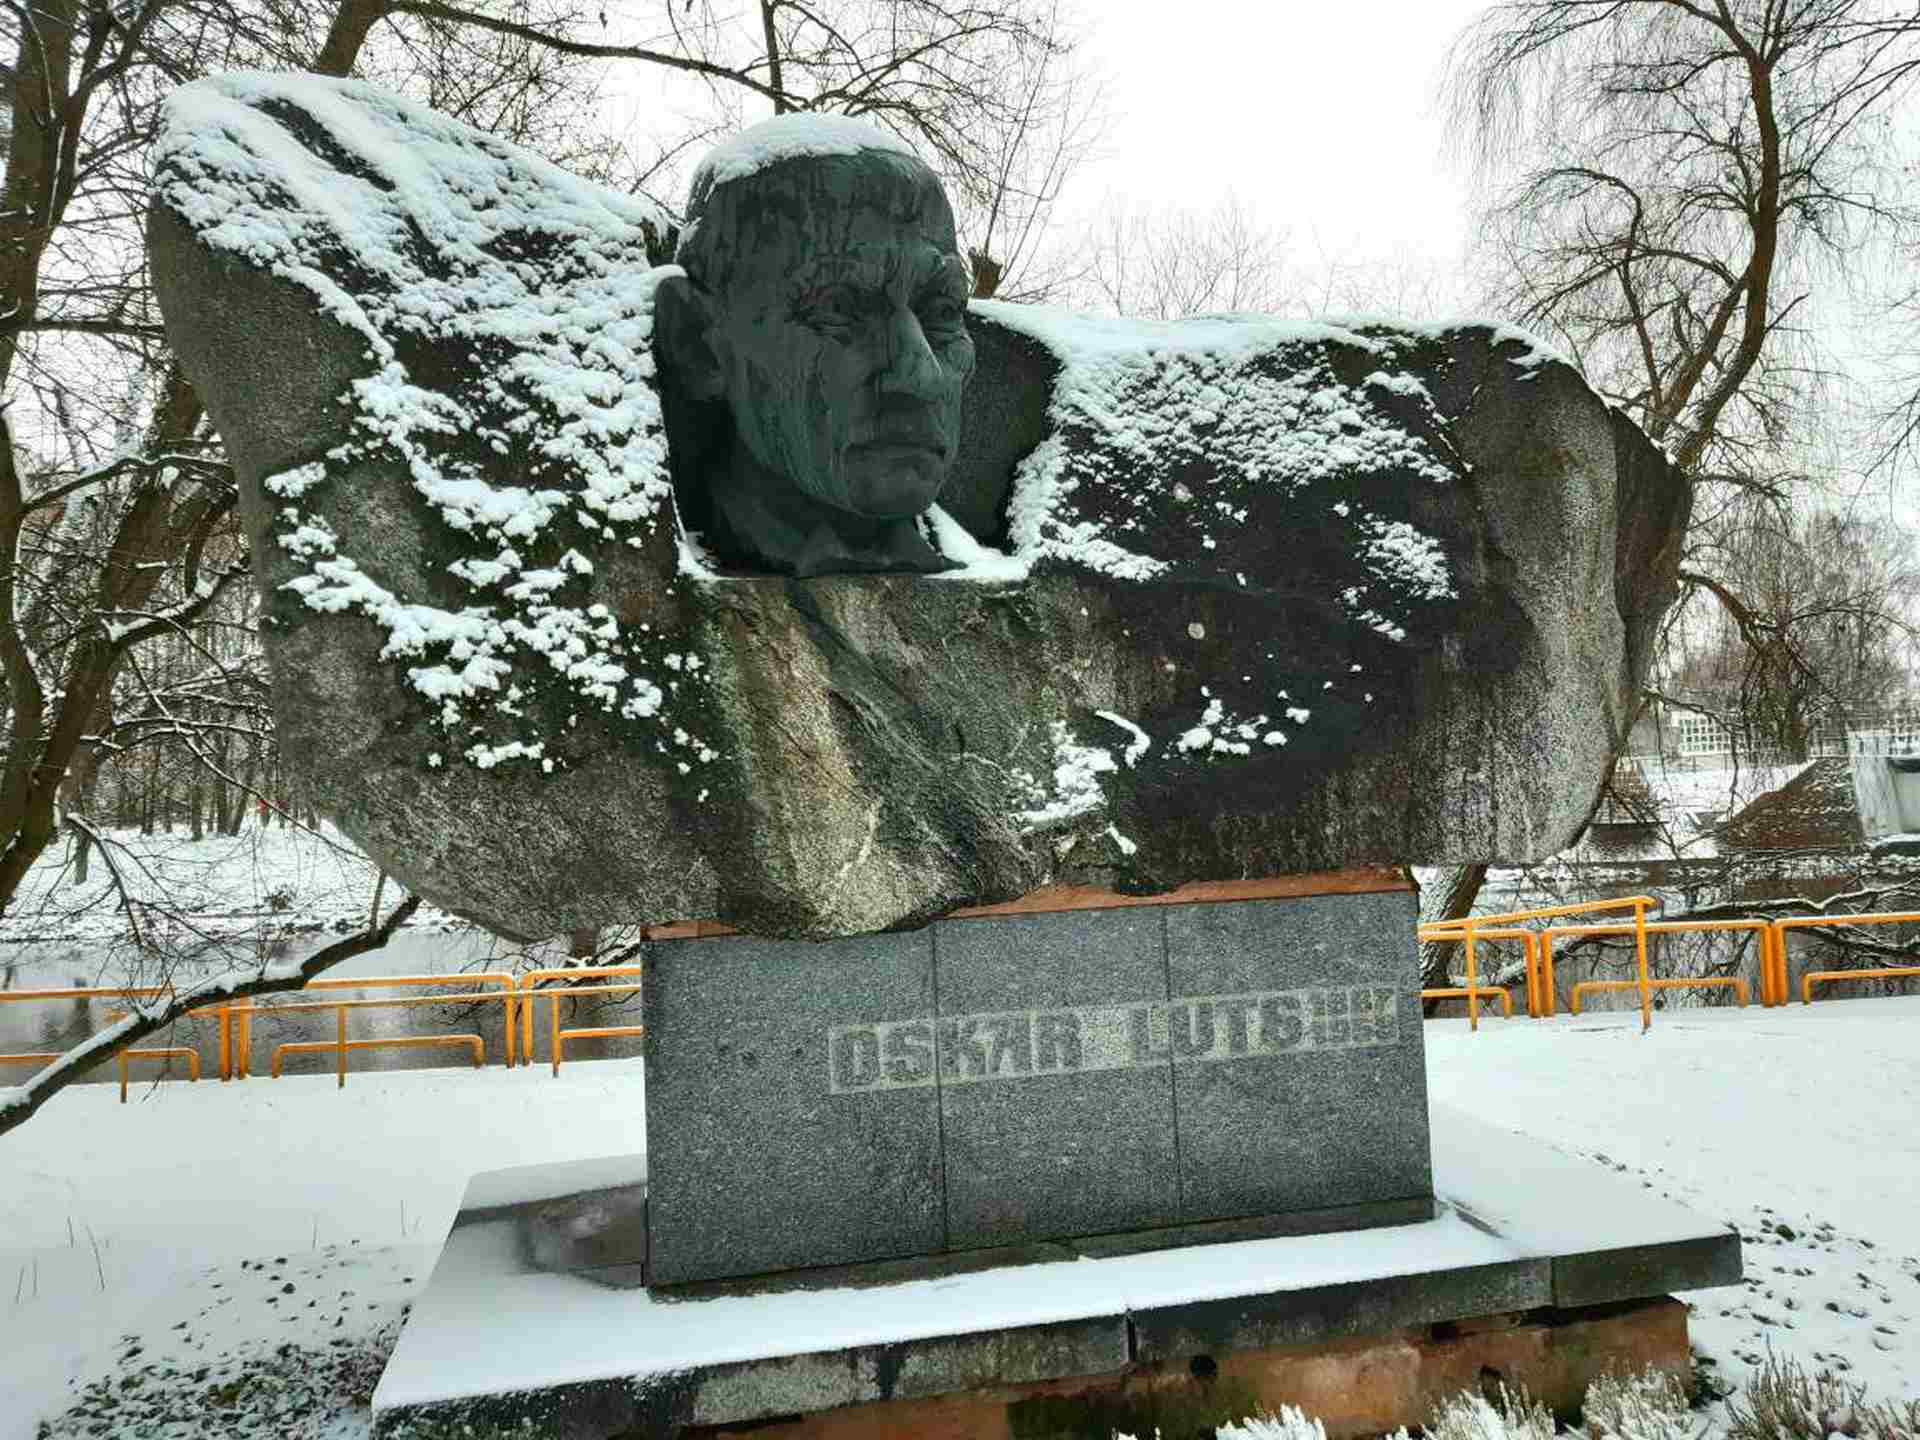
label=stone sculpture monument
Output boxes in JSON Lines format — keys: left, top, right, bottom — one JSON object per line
{"left": 149, "top": 75, "right": 1689, "bottom": 944}
{"left": 148, "top": 75, "right": 1733, "bottom": 1440}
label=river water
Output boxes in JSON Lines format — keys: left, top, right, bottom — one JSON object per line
{"left": 0, "top": 927, "right": 645, "bottom": 1087}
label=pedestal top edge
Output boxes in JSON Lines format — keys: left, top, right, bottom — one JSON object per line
{"left": 642, "top": 869, "right": 1414, "bottom": 941}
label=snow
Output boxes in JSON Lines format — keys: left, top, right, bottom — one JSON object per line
{"left": 1429, "top": 1002, "right": 1920, "bottom": 1404}
{"left": 1094, "top": 709, "right": 1152, "bottom": 766}
{"left": 0, "top": 822, "right": 397, "bottom": 950}
{"left": 6, "top": 996, "right": 1917, "bottom": 1437}
{"left": 0, "top": 1061, "right": 647, "bottom": 1438}
{"left": 1337, "top": 313, "right": 1573, "bottom": 373}
{"left": 154, "top": 75, "right": 700, "bottom": 776}
{"left": 689, "top": 112, "right": 919, "bottom": 192}
{"left": 963, "top": 300, "right": 1471, "bottom": 650}
{"left": 922, "top": 502, "right": 1028, "bottom": 582}
{"left": 1017, "top": 721, "right": 1121, "bottom": 829}
{"left": 380, "top": 1145, "right": 1525, "bottom": 1412}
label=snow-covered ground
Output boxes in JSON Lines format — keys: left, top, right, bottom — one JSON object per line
{"left": 4, "top": 999, "right": 1916, "bottom": 1439}
{"left": 1, "top": 1061, "right": 648, "bottom": 1438}
{"left": 1, "top": 823, "right": 400, "bottom": 954}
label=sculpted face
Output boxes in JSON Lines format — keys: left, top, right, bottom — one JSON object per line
{"left": 661, "top": 144, "right": 976, "bottom": 573}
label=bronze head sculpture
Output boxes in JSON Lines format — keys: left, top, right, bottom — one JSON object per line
{"left": 655, "top": 121, "right": 976, "bottom": 577}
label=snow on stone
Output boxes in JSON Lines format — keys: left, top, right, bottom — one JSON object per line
{"left": 923, "top": 503, "right": 1028, "bottom": 583}
{"left": 1017, "top": 722, "right": 1118, "bottom": 829}
{"left": 1340, "top": 312, "right": 1572, "bottom": 374}
{"left": 1174, "top": 690, "right": 1274, "bottom": 759}
{"left": 1094, "top": 710, "right": 1152, "bottom": 767}
{"left": 969, "top": 301, "right": 1464, "bottom": 632}
{"left": 1358, "top": 517, "right": 1455, "bottom": 601}
{"left": 153, "top": 74, "right": 686, "bottom": 774}
{"left": 689, "top": 112, "right": 919, "bottom": 193}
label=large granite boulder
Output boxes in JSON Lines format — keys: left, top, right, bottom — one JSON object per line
{"left": 148, "top": 74, "right": 1690, "bottom": 940}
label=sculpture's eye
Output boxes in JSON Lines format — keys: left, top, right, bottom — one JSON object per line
{"left": 916, "top": 294, "right": 965, "bottom": 332}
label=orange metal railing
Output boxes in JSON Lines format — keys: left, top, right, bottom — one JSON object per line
{"left": 1570, "top": 975, "right": 1748, "bottom": 1013}
{"left": 518, "top": 966, "right": 645, "bottom": 1075}
{"left": 236, "top": 988, "right": 513, "bottom": 1087}
{"left": 1415, "top": 926, "right": 1544, "bottom": 1015}
{"left": 102, "top": 1008, "right": 203, "bottom": 1102}
{"left": 12, "top": 911, "right": 1920, "bottom": 1087}
{"left": 227, "top": 973, "right": 519, "bottom": 1079}
{"left": 261, "top": 997, "right": 488, "bottom": 1085}
{"left": 1420, "top": 896, "right": 1661, "bottom": 1030}
{"left": 0, "top": 974, "right": 524, "bottom": 1093}
{"left": 1772, "top": 912, "right": 1920, "bottom": 1004}
{"left": 1538, "top": 919, "right": 1777, "bottom": 1015}
{"left": 0, "top": 986, "right": 226, "bottom": 1100}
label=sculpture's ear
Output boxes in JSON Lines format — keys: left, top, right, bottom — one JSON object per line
{"left": 655, "top": 273, "right": 727, "bottom": 401}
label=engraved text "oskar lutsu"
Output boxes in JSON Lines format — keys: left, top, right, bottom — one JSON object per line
{"left": 826, "top": 985, "right": 1398, "bottom": 1095}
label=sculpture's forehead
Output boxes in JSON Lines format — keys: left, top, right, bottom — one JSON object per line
{"left": 706, "top": 152, "right": 958, "bottom": 256}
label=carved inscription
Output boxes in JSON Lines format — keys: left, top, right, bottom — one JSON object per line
{"left": 827, "top": 985, "right": 1399, "bottom": 1095}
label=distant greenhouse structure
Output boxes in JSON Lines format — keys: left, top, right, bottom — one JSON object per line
{"left": 1622, "top": 698, "right": 1920, "bottom": 768}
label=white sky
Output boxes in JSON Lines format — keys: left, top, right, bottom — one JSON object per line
{"left": 1061, "top": 0, "right": 1490, "bottom": 280}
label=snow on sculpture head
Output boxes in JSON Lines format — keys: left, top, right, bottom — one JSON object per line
{"left": 655, "top": 116, "right": 975, "bottom": 576}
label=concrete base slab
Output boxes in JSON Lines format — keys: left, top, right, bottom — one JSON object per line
{"left": 371, "top": 1106, "right": 1740, "bottom": 1439}
{"left": 689, "top": 1296, "right": 1693, "bottom": 1440}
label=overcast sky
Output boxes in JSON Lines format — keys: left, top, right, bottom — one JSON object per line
{"left": 1058, "top": 0, "right": 1492, "bottom": 281}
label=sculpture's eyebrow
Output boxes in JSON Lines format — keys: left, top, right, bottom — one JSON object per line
{"left": 787, "top": 255, "right": 893, "bottom": 299}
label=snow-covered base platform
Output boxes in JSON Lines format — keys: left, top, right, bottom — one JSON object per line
{"left": 371, "top": 1105, "right": 1740, "bottom": 1440}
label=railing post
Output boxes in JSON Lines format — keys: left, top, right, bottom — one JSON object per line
{"left": 337, "top": 1004, "right": 348, "bottom": 1089}
{"left": 1540, "top": 931, "right": 1557, "bottom": 1017}
{"left": 1634, "top": 899, "right": 1651, "bottom": 1032}
{"left": 523, "top": 978, "right": 535, "bottom": 1067}
{"left": 551, "top": 991, "right": 563, "bottom": 1077}
{"left": 1465, "top": 922, "right": 1480, "bottom": 1032}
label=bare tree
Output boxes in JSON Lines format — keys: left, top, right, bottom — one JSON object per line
{"left": 1448, "top": 0, "right": 1920, "bottom": 482}
{"left": 1422, "top": 0, "right": 1920, "bottom": 957}
{"left": 1662, "top": 499, "right": 1920, "bottom": 755}
{"left": 1079, "top": 192, "right": 1293, "bottom": 319}
{"left": 0, "top": 885, "right": 419, "bottom": 1139}
{"left": 0, "top": 0, "right": 1109, "bottom": 1125}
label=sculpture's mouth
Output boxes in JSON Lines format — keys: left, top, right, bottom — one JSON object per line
{"left": 848, "top": 439, "right": 949, "bottom": 464}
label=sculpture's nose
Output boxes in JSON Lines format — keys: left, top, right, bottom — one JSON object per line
{"left": 875, "top": 302, "right": 943, "bottom": 400}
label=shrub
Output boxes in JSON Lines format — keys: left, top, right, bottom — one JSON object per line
{"left": 1725, "top": 1354, "right": 1920, "bottom": 1440}
{"left": 1583, "top": 1366, "right": 1696, "bottom": 1440}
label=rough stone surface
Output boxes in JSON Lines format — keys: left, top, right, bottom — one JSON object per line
{"left": 148, "top": 74, "right": 1694, "bottom": 941}
{"left": 642, "top": 892, "right": 1431, "bottom": 1285}
{"left": 932, "top": 908, "right": 1178, "bottom": 1249}
{"left": 643, "top": 931, "right": 944, "bottom": 1285}
{"left": 1162, "top": 891, "right": 1430, "bottom": 1223}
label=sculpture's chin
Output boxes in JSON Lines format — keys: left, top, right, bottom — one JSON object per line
{"left": 833, "top": 446, "right": 951, "bottom": 518}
